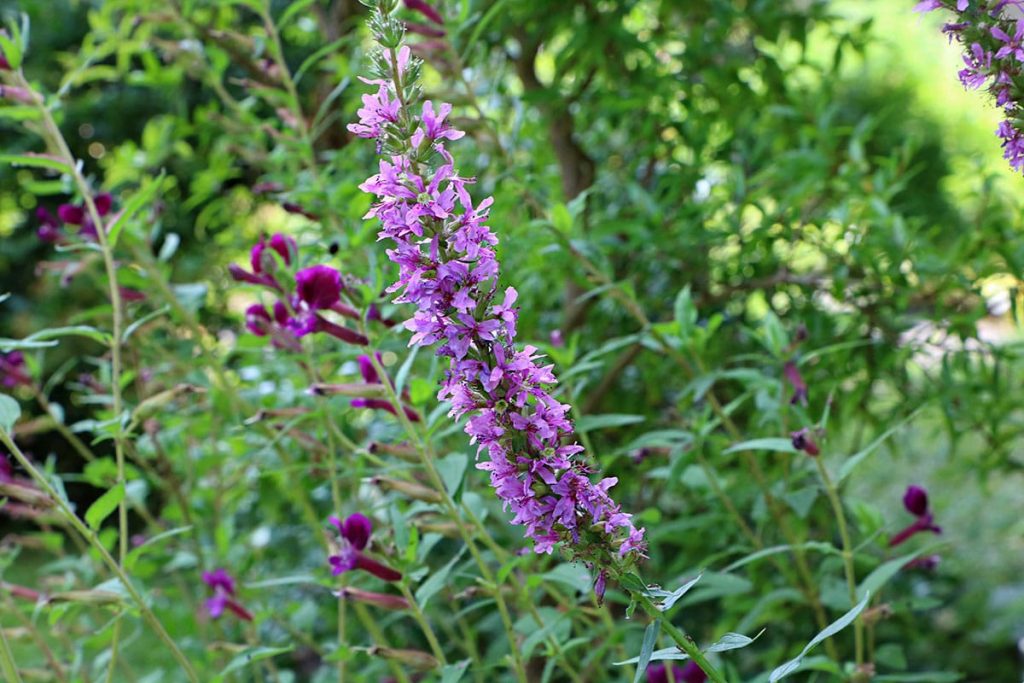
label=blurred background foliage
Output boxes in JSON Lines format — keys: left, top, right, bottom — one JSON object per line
{"left": 1, "top": 0, "right": 1023, "bottom": 681}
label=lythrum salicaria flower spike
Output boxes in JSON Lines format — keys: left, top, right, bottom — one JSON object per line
{"left": 349, "top": 12, "right": 645, "bottom": 576}
{"left": 916, "top": 0, "right": 1024, "bottom": 172}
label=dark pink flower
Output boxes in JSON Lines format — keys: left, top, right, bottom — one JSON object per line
{"left": 57, "top": 193, "right": 112, "bottom": 239}
{"left": 790, "top": 428, "right": 820, "bottom": 456}
{"left": 295, "top": 265, "right": 341, "bottom": 311}
{"left": 783, "top": 361, "right": 808, "bottom": 405}
{"left": 250, "top": 233, "right": 296, "bottom": 274}
{"left": 328, "top": 514, "right": 402, "bottom": 582}
{"left": 903, "top": 484, "right": 929, "bottom": 517}
{"left": 36, "top": 207, "right": 63, "bottom": 243}
{"left": 201, "top": 569, "right": 253, "bottom": 621}
{"left": 405, "top": 0, "right": 444, "bottom": 25}
{"left": 1, "top": 352, "right": 32, "bottom": 389}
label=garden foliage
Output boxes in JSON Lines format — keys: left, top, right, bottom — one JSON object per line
{"left": 1, "top": 0, "right": 1023, "bottom": 681}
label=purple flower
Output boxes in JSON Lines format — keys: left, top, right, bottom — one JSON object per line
{"left": 1, "top": 351, "right": 32, "bottom": 389}
{"left": 904, "top": 554, "right": 941, "bottom": 571}
{"left": 790, "top": 428, "right": 820, "bottom": 456}
{"left": 992, "top": 20, "right": 1024, "bottom": 62}
{"left": 251, "top": 233, "right": 296, "bottom": 274}
{"left": 36, "top": 207, "right": 63, "bottom": 244}
{"left": 201, "top": 569, "right": 253, "bottom": 621}
{"left": 783, "top": 361, "right": 808, "bottom": 406}
{"left": 647, "top": 662, "right": 708, "bottom": 683}
{"left": 245, "top": 304, "right": 273, "bottom": 336}
{"left": 328, "top": 514, "right": 402, "bottom": 582}
{"left": 295, "top": 265, "right": 341, "bottom": 311}
{"left": 903, "top": 484, "right": 930, "bottom": 517}
{"left": 57, "top": 193, "right": 112, "bottom": 240}
{"left": 405, "top": 0, "right": 444, "bottom": 25}
{"left": 914, "top": 0, "right": 943, "bottom": 11}
{"left": 350, "top": 34, "right": 645, "bottom": 572}
{"left": 890, "top": 485, "right": 942, "bottom": 547}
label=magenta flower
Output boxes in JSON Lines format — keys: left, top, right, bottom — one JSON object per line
{"left": 647, "top": 662, "right": 708, "bottom": 683}
{"left": 0, "top": 454, "right": 13, "bottom": 484}
{"left": 1, "top": 352, "right": 32, "bottom": 389}
{"left": 35, "top": 207, "right": 63, "bottom": 244}
{"left": 295, "top": 265, "right": 341, "bottom": 310}
{"left": 903, "top": 484, "right": 930, "bottom": 517}
{"left": 405, "top": 0, "right": 444, "bottom": 24}
{"left": 783, "top": 361, "right": 808, "bottom": 406}
{"left": 890, "top": 485, "right": 942, "bottom": 547}
{"left": 201, "top": 569, "right": 253, "bottom": 621}
{"left": 251, "top": 233, "right": 296, "bottom": 274}
{"left": 350, "top": 39, "right": 644, "bottom": 570}
{"left": 790, "top": 428, "right": 820, "bottom": 456}
{"left": 328, "top": 514, "right": 402, "bottom": 582}
{"left": 57, "top": 193, "right": 112, "bottom": 240}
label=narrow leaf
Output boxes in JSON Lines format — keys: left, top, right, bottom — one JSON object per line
{"left": 633, "top": 620, "right": 661, "bottom": 683}
{"left": 85, "top": 482, "right": 125, "bottom": 530}
{"left": 769, "top": 592, "right": 870, "bottom": 681}
{"left": 724, "top": 438, "right": 798, "bottom": 455}
{"left": 0, "top": 394, "right": 20, "bottom": 433}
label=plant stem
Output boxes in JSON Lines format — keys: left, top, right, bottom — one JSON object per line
{"left": 0, "top": 430, "right": 199, "bottom": 682}
{"left": 0, "top": 624, "right": 24, "bottom": 683}
{"left": 634, "top": 592, "right": 727, "bottom": 683}
{"left": 814, "top": 456, "right": 865, "bottom": 666}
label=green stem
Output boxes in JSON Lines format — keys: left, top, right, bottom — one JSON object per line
{"left": 0, "top": 625, "right": 24, "bottom": 683}
{"left": 635, "top": 592, "right": 727, "bottom": 683}
{"left": 814, "top": 457, "right": 864, "bottom": 666}
{"left": 0, "top": 430, "right": 199, "bottom": 682}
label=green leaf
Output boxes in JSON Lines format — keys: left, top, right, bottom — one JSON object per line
{"left": 125, "top": 525, "right": 194, "bottom": 571}
{"left": 674, "top": 285, "right": 698, "bottom": 344}
{"left": 437, "top": 453, "right": 469, "bottom": 499}
{"left": 122, "top": 306, "right": 170, "bottom": 342}
{"left": 615, "top": 631, "right": 763, "bottom": 665}
{"left": 278, "top": 0, "right": 317, "bottom": 27}
{"left": 838, "top": 410, "right": 921, "bottom": 482}
{"left": 85, "top": 482, "right": 125, "bottom": 530}
{"left": 0, "top": 153, "right": 69, "bottom": 173}
{"left": 0, "top": 394, "right": 20, "bottom": 433}
{"left": 768, "top": 592, "right": 870, "bottom": 681}
{"left": 874, "top": 674, "right": 963, "bottom": 682}
{"left": 416, "top": 548, "right": 466, "bottom": 608}
{"left": 0, "top": 33, "right": 22, "bottom": 69}
{"left": 858, "top": 549, "right": 932, "bottom": 600}
{"left": 214, "top": 646, "right": 294, "bottom": 681}
{"left": 24, "top": 326, "right": 111, "bottom": 346}
{"left": 723, "top": 438, "right": 797, "bottom": 455}
{"left": 633, "top": 620, "right": 661, "bottom": 683}
{"left": 722, "top": 542, "right": 840, "bottom": 573}
{"left": 107, "top": 172, "right": 166, "bottom": 247}
{"left": 577, "top": 414, "right": 645, "bottom": 432}
{"left": 651, "top": 574, "right": 702, "bottom": 612}
{"left": 440, "top": 660, "right": 471, "bottom": 683}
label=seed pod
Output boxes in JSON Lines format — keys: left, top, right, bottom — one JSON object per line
{"left": 308, "top": 382, "right": 389, "bottom": 398}
{"left": 335, "top": 587, "right": 410, "bottom": 611}
{"left": 372, "top": 477, "right": 443, "bottom": 503}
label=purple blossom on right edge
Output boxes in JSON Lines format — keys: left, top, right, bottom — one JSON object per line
{"left": 916, "top": 0, "right": 1024, "bottom": 171}
{"left": 348, "top": 39, "right": 645, "bottom": 576}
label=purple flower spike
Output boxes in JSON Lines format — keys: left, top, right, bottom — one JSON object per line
{"left": 903, "top": 485, "right": 930, "bottom": 517}
{"left": 350, "top": 30, "right": 645, "bottom": 572}
{"left": 295, "top": 265, "right": 341, "bottom": 310}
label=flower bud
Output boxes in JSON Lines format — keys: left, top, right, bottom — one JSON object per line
{"left": 373, "top": 476, "right": 443, "bottom": 503}
{"left": 369, "top": 646, "right": 439, "bottom": 670}
{"left": 336, "top": 586, "right": 410, "bottom": 611}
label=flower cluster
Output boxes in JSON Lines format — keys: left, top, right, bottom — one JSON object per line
{"left": 916, "top": 0, "right": 1024, "bottom": 171}
{"left": 349, "top": 26, "right": 644, "bottom": 575}
{"left": 232, "top": 234, "right": 369, "bottom": 348}
{"left": 328, "top": 513, "right": 402, "bottom": 582}
{"left": 201, "top": 568, "right": 253, "bottom": 621}
{"left": 890, "top": 484, "right": 942, "bottom": 547}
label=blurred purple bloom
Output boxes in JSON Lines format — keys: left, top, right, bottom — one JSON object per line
{"left": 201, "top": 568, "right": 252, "bottom": 621}
{"left": 790, "top": 428, "right": 820, "bottom": 456}
{"left": 647, "top": 662, "right": 707, "bottom": 683}
{"left": 36, "top": 207, "right": 63, "bottom": 243}
{"left": 783, "top": 361, "right": 808, "bottom": 406}
{"left": 1, "top": 351, "right": 32, "bottom": 389}
{"left": 328, "top": 514, "right": 402, "bottom": 582}
{"left": 57, "top": 193, "right": 112, "bottom": 239}
{"left": 295, "top": 265, "right": 341, "bottom": 311}
{"left": 903, "top": 484, "right": 930, "bottom": 517}
{"left": 251, "top": 233, "right": 296, "bottom": 274}
{"left": 405, "top": 0, "right": 444, "bottom": 24}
